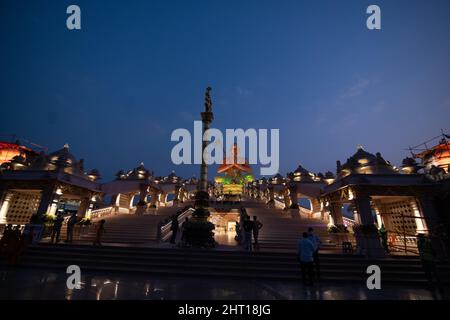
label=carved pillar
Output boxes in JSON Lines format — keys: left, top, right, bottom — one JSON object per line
{"left": 267, "top": 185, "right": 275, "bottom": 207}
{"left": 418, "top": 194, "right": 445, "bottom": 257}
{"left": 353, "top": 193, "right": 385, "bottom": 258}
{"left": 354, "top": 195, "right": 374, "bottom": 225}
{"left": 77, "top": 197, "right": 90, "bottom": 218}
{"left": 283, "top": 190, "right": 291, "bottom": 210}
{"left": 135, "top": 184, "right": 149, "bottom": 215}
{"left": 311, "top": 198, "right": 321, "bottom": 214}
{"left": 329, "top": 202, "right": 344, "bottom": 225}
{"left": 0, "top": 191, "right": 13, "bottom": 224}
{"left": 149, "top": 189, "right": 158, "bottom": 207}
{"left": 173, "top": 185, "right": 180, "bottom": 206}
{"left": 288, "top": 185, "right": 299, "bottom": 209}
{"left": 36, "top": 186, "right": 55, "bottom": 217}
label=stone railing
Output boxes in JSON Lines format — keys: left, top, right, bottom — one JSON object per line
{"left": 157, "top": 207, "right": 195, "bottom": 242}
{"left": 274, "top": 198, "right": 285, "bottom": 209}
{"left": 90, "top": 206, "right": 115, "bottom": 220}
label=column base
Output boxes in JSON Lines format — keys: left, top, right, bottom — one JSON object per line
{"left": 135, "top": 204, "right": 147, "bottom": 215}
{"left": 182, "top": 215, "right": 215, "bottom": 248}
{"left": 354, "top": 227, "right": 387, "bottom": 258}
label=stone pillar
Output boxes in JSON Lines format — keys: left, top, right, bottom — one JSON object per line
{"left": 354, "top": 195, "right": 373, "bottom": 225}
{"left": 353, "top": 195, "right": 386, "bottom": 258}
{"left": 36, "top": 186, "right": 55, "bottom": 217}
{"left": 418, "top": 194, "right": 445, "bottom": 257}
{"left": 311, "top": 198, "right": 321, "bottom": 215}
{"left": 0, "top": 191, "right": 13, "bottom": 224}
{"left": 149, "top": 190, "right": 158, "bottom": 207}
{"left": 77, "top": 197, "right": 90, "bottom": 218}
{"left": 329, "top": 202, "right": 344, "bottom": 225}
{"left": 135, "top": 184, "right": 149, "bottom": 215}
{"left": 288, "top": 185, "right": 299, "bottom": 209}
{"left": 267, "top": 185, "right": 275, "bottom": 207}
{"left": 283, "top": 191, "right": 291, "bottom": 210}
{"left": 173, "top": 185, "right": 180, "bottom": 206}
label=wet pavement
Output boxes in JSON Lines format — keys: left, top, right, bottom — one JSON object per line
{"left": 0, "top": 266, "right": 445, "bottom": 300}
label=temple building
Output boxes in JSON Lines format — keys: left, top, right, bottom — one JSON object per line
{"left": 0, "top": 143, "right": 192, "bottom": 225}
{"left": 0, "top": 133, "right": 449, "bottom": 258}
{"left": 246, "top": 135, "right": 450, "bottom": 257}
{"left": 215, "top": 144, "right": 254, "bottom": 196}
{"left": 0, "top": 144, "right": 104, "bottom": 224}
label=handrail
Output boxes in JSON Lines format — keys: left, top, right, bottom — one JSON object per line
{"left": 90, "top": 206, "right": 115, "bottom": 220}
{"left": 157, "top": 207, "right": 195, "bottom": 242}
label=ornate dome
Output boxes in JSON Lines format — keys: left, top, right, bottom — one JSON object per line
{"left": 166, "top": 171, "right": 181, "bottom": 183}
{"left": 87, "top": 168, "right": 101, "bottom": 181}
{"left": 401, "top": 156, "right": 423, "bottom": 174}
{"left": 270, "top": 173, "right": 284, "bottom": 184}
{"left": 48, "top": 143, "right": 77, "bottom": 168}
{"left": 128, "top": 162, "right": 152, "bottom": 179}
{"left": 290, "top": 164, "right": 315, "bottom": 182}
{"left": 337, "top": 145, "right": 398, "bottom": 177}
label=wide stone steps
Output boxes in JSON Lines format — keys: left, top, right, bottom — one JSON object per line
{"left": 14, "top": 244, "right": 450, "bottom": 286}
{"left": 53, "top": 206, "right": 186, "bottom": 244}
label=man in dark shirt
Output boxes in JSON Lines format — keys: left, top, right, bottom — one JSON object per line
{"left": 252, "top": 216, "right": 263, "bottom": 249}
{"left": 243, "top": 216, "right": 254, "bottom": 252}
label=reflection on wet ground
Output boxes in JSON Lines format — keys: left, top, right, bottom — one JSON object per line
{"left": 0, "top": 267, "right": 445, "bottom": 300}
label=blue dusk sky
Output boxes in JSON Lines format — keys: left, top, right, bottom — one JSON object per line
{"left": 1, "top": 0, "right": 449, "bottom": 180}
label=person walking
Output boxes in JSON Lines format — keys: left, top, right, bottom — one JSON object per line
{"left": 51, "top": 213, "right": 64, "bottom": 244}
{"left": 252, "top": 216, "right": 263, "bottom": 250}
{"left": 243, "top": 215, "right": 254, "bottom": 252}
{"left": 297, "top": 232, "right": 315, "bottom": 286}
{"left": 170, "top": 215, "right": 179, "bottom": 244}
{"left": 93, "top": 220, "right": 106, "bottom": 246}
{"left": 417, "top": 233, "right": 439, "bottom": 287}
{"left": 65, "top": 213, "right": 77, "bottom": 243}
{"left": 307, "top": 227, "right": 322, "bottom": 279}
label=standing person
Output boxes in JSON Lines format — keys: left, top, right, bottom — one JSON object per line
{"left": 252, "top": 216, "right": 263, "bottom": 249}
{"left": 180, "top": 217, "right": 189, "bottom": 246}
{"left": 93, "top": 220, "right": 106, "bottom": 246}
{"left": 6, "top": 225, "right": 22, "bottom": 266}
{"left": 65, "top": 213, "right": 77, "bottom": 243}
{"left": 51, "top": 213, "right": 64, "bottom": 244}
{"left": 170, "top": 215, "right": 179, "bottom": 244}
{"left": 243, "top": 215, "right": 254, "bottom": 252}
{"left": 0, "top": 224, "right": 13, "bottom": 254}
{"left": 297, "top": 232, "right": 315, "bottom": 286}
{"left": 379, "top": 224, "right": 389, "bottom": 253}
{"left": 417, "top": 234, "right": 439, "bottom": 287}
{"left": 307, "top": 227, "right": 322, "bottom": 279}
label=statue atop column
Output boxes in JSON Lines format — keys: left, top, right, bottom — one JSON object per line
{"left": 182, "top": 87, "right": 216, "bottom": 248}
{"left": 204, "top": 87, "right": 212, "bottom": 113}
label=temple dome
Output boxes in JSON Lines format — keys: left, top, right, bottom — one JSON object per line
{"left": 48, "top": 143, "right": 77, "bottom": 167}
{"left": 290, "top": 164, "right": 315, "bottom": 182}
{"left": 338, "top": 145, "right": 398, "bottom": 177}
{"left": 87, "top": 168, "right": 101, "bottom": 181}
{"left": 166, "top": 171, "right": 181, "bottom": 183}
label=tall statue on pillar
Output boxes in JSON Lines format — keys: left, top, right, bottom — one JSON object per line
{"left": 183, "top": 87, "right": 216, "bottom": 247}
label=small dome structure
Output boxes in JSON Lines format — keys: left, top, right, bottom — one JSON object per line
{"left": 337, "top": 145, "right": 398, "bottom": 177}
{"left": 87, "top": 168, "right": 101, "bottom": 181}
{"left": 48, "top": 144, "right": 77, "bottom": 168}
{"left": 291, "top": 164, "right": 315, "bottom": 182}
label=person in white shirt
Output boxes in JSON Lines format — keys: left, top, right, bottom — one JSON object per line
{"left": 308, "top": 227, "right": 322, "bottom": 279}
{"left": 297, "top": 232, "right": 315, "bottom": 286}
